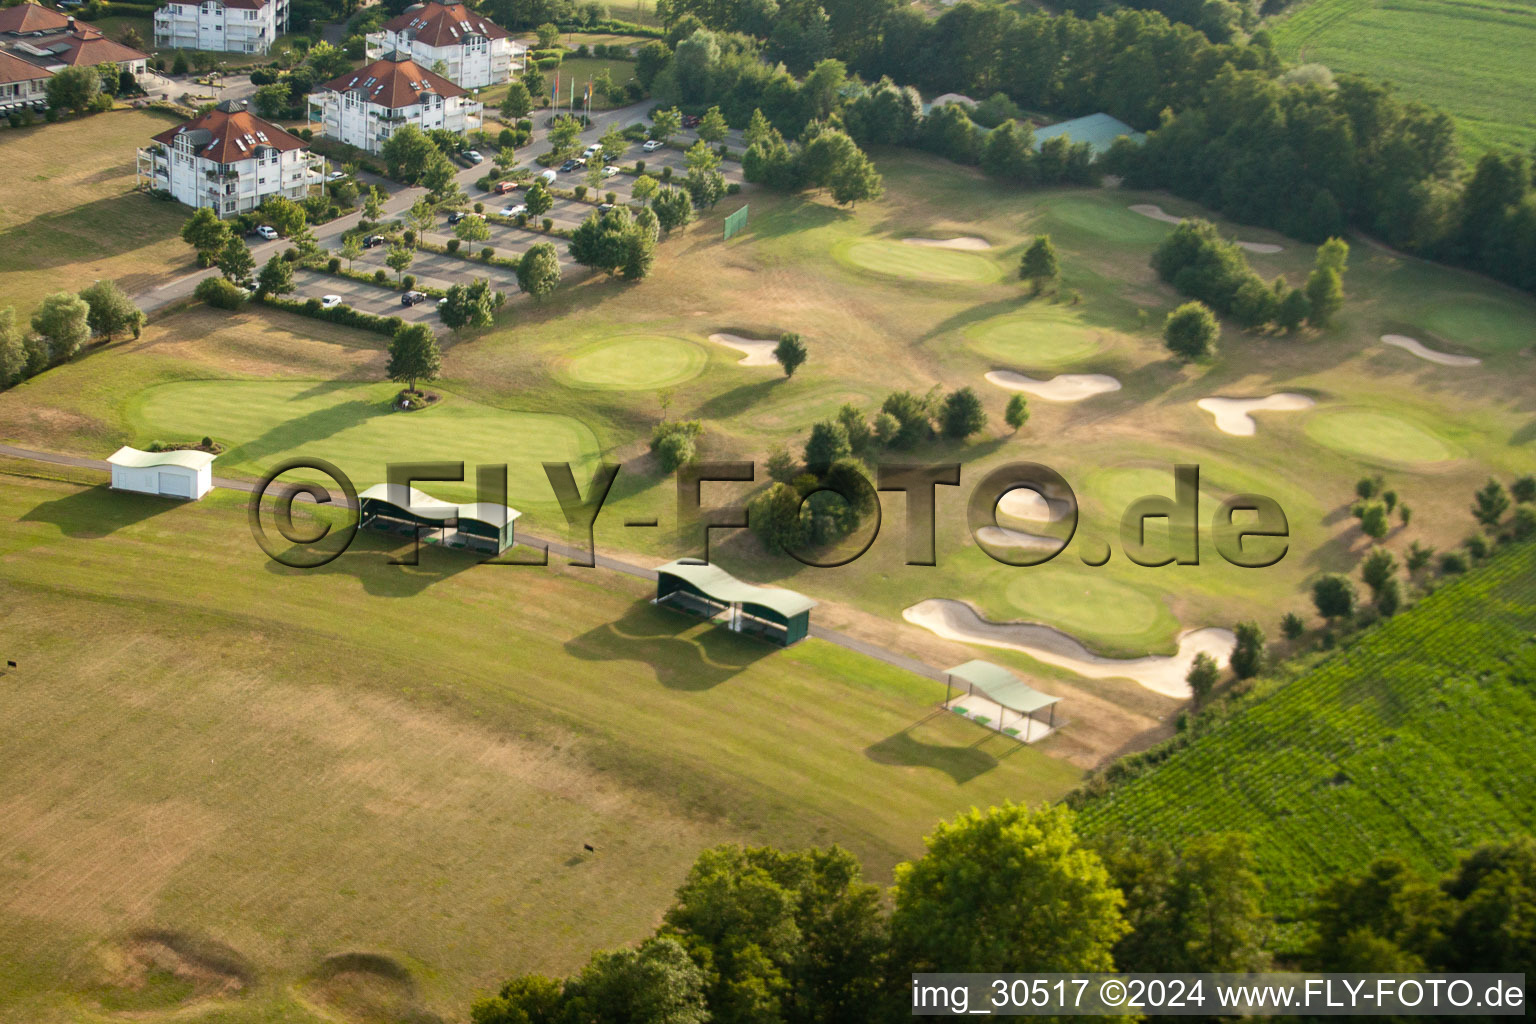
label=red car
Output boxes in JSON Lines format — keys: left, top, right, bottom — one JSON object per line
{"left": 495, "top": 181, "right": 519, "bottom": 194}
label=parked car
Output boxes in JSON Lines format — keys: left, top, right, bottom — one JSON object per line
{"left": 642, "top": 139, "right": 663, "bottom": 152}
{"left": 362, "top": 234, "right": 385, "bottom": 248}
{"left": 254, "top": 225, "right": 278, "bottom": 240}
{"left": 401, "top": 290, "right": 428, "bottom": 307}
{"left": 466, "top": 150, "right": 484, "bottom": 163}
{"left": 320, "top": 295, "right": 343, "bottom": 309}
{"left": 601, "top": 165, "right": 619, "bottom": 177}
{"left": 583, "top": 143, "right": 601, "bottom": 157}
{"left": 447, "top": 211, "right": 466, "bottom": 224}
{"left": 500, "top": 204, "right": 527, "bottom": 217}
{"left": 495, "top": 181, "right": 518, "bottom": 194}
{"left": 559, "top": 159, "right": 577, "bottom": 172}
{"left": 326, "top": 170, "right": 346, "bottom": 181}
{"left": 538, "top": 169, "right": 558, "bottom": 184}
{"left": 597, "top": 203, "right": 615, "bottom": 213}
{"left": 682, "top": 114, "right": 701, "bottom": 129}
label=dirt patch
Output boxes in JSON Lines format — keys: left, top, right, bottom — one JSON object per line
{"left": 93, "top": 930, "right": 252, "bottom": 1012}
{"left": 300, "top": 952, "right": 441, "bottom": 1024}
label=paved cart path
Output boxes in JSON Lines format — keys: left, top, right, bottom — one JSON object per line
{"left": 0, "top": 443, "right": 944, "bottom": 682}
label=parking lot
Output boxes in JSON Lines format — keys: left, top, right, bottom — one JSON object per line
{"left": 291, "top": 268, "right": 443, "bottom": 325}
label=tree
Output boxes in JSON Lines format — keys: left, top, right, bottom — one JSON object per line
{"left": 773, "top": 332, "right": 806, "bottom": 377}
{"left": 454, "top": 214, "right": 491, "bottom": 245}
{"left": 1005, "top": 393, "right": 1029, "bottom": 431}
{"left": 31, "top": 292, "right": 91, "bottom": 362}
{"left": 1163, "top": 301, "right": 1219, "bottom": 362}
{"left": 1019, "top": 235, "right": 1059, "bottom": 294}
{"left": 256, "top": 254, "right": 294, "bottom": 297}
{"left": 46, "top": 65, "right": 100, "bottom": 115}
{"left": 651, "top": 420, "right": 703, "bottom": 471}
{"left": 77, "top": 280, "right": 145, "bottom": 343}
{"left": 385, "top": 242, "right": 415, "bottom": 282}
{"left": 837, "top": 404, "right": 874, "bottom": 455}
{"left": 259, "top": 195, "right": 306, "bottom": 238}
{"left": 380, "top": 123, "right": 440, "bottom": 184}
{"left": 651, "top": 187, "right": 695, "bottom": 234}
{"left": 439, "top": 278, "right": 496, "bottom": 332}
{"left": 1276, "top": 286, "right": 1311, "bottom": 332}
{"left": 1281, "top": 612, "right": 1305, "bottom": 640}
{"left": 828, "top": 150, "right": 882, "bottom": 207}
{"left": 215, "top": 236, "right": 255, "bottom": 284}
{"left": 569, "top": 206, "right": 656, "bottom": 280}
{"left": 1471, "top": 478, "right": 1510, "bottom": 528}
{"left": 891, "top": 803, "right": 1126, "bottom": 973}
{"left": 1358, "top": 501, "right": 1390, "bottom": 540}
{"left": 0, "top": 308, "right": 23, "bottom": 386}
{"left": 696, "top": 105, "right": 728, "bottom": 144}
{"left": 880, "top": 390, "right": 934, "bottom": 448}
{"left": 804, "top": 420, "right": 851, "bottom": 475}
{"left": 1375, "top": 576, "right": 1403, "bottom": 616}
{"left": 598, "top": 123, "right": 628, "bottom": 166}
{"left": 1229, "top": 621, "right": 1266, "bottom": 679}
{"left": 422, "top": 150, "right": 459, "bottom": 199}
{"left": 254, "top": 81, "right": 294, "bottom": 119}
{"left": 517, "top": 242, "right": 561, "bottom": 301}
{"left": 683, "top": 167, "right": 726, "bottom": 209}
{"left": 1304, "top": 266, "right": 1344, "bottom": 326}
{"left": 501, "top": 80, "right": 533, "bottom": 119}
{"left": 180, "top": 207, "right": 231, "bottom": 266}
{"left": 561, "top": 937, "right": 708, "bottom": 1024}
{"left": 547, "top": 114, "right": 583, "bottom": 156}
{"left": 1186, "top": 651, "right": 1219, "bottom": 705}
{"left": 1511, "top": 475, "right": 1536, "bottom": 504}
{"left": 387, "top": 322, "right": 441, "bottom": 394}
{"left": 750, "top": 482, "right": 807, "bottom": 553}
{"left": 1316, "top": 236, "right": 1350, "bottom": 275}
{"left": 1096, "top": 833, "right": 1270, "bottom": 973}
{"left": 363, "top": 186, "right": 386, "bottom": 223}
{"left": 650, "top": 106, "right": 682, "bottom": 144}
{"left": 980, "top": 119, "right": 1034, "bottom": 182}
{"left": 339, "top": 233, "right": 363, "bottom": 271}
{"left": 535, "top": 21, "right": 560, "bottom": 48}
{"left": 940, "top": 386, "right": 987, "bottom": 439}
{"left": 1361, "top": 547, "right": 1399, "bottom": 599}
{"left": 1312, "top": 573, "right": 1358, "bottom": 620}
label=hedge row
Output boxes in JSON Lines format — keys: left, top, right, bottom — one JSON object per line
{"left": 418, "top": 238, "right": 525, "bottom": 273}
{"left": 257, "top": 293, "right": 403, "bottom": 336}
{"left": 316, "top": 261, "right": 447, "bottom": 301}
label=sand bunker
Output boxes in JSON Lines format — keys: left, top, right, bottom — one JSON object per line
{"left": 974, "top": 526, "right": 1066, "bottom": 552}
{"left": 1129, "top": 204, "right": 1284, "bottom": 253}
{"left": 708, "top": 332, "right": 779, "bottom": 366}
{"left": 1197, "top": 393, "right": 1315, "bottom": 436}
{"left": 904, "top": 598, "right": 1236, "bottom": 699}
{"left": 902, "top": 236, "right": 992, "bottom": 250}
{"left": 986, "top": 370, "right": 1122, "bottom": 402}
{"left": 997, "top": 487, "right": 1070, "bottom": 523}
{"left": 1381, "top": 333, "right": 1482, "bottom": 367}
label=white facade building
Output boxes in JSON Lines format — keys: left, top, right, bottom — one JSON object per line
{"left": 108, "top": 447, "right": 216, "bottom": 500}
{"left": 308, "top": 52, "right": 480, "bottom": 155}
{"left": 137, "top": 100, "right": 323, "bottom": 217}
{"left": 153, "top": 0, "right": 288, "bottom": 55}
{"left": 365, "top": 1, "right": 521, "bottom": 89}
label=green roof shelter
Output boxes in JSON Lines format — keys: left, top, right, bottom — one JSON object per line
{"left": 1032, "top": 112, "right": 1145, "bottom": 155}
{"left": 945, "top": 659, "right": 1061, "bottom": 741}
{"left": 358, "top": 483, "right": 519, "bottom": 554}
{"left": 654, "top": 558, "right": 817, "bottom": 646}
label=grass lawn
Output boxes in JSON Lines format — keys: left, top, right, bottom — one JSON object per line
{"left": 0, "top": 109, "right": 194, "bottom": 318}
{"left": 557, "top": 333, "right": 709, "bottom": 391}
{"left": 1268, "top": 0, "right": 1536, "bottom": 158}
{"left": 0, "top": 466, "right": 1081, "bottom": 1021}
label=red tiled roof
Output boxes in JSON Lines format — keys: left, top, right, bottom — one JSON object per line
{"left": 0, "top": 3, "right": 71, "bottom": 35}
{"left": 152, "top": 105, "right": 307, "bottom": 164}
{"left": 51, "top": 29, "right": 147, "bottom": 67}
{"left": 0, "top": 48, "right": 50, "bottom": 83}
{"left": 319, "top": 53, "right": 466, "bottom": 108}
{"left": 382, "top": 2, "right": 507, "bottom": 47}
{"left": 217, "top": 0, "right": 270, "bottom": 9}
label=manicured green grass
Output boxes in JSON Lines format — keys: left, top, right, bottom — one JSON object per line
{"left": 1407, "top": 292, "right": 1536, "bottom": 355}
{"left": 1304, "top": 408, "right": 1460, "bottom": 465}
{"left": 0, "top": 469, "right": 1081, "bottom": 1021}
{"left": 558, "top": 334, "right": 708, "bottom": 390}
{"left": 131, "top": 379, "right": 604, "bottom": 512}
{"left": 962, "top": 307, "right": 1115, "bottom": 368}
{"left": 833, "top": 238, "right": 1003, "bottom": 284}
{"left": 1076, "top": 540, "right": 1536, "bottom": 934}
{"left": 0, "top": 109, "right": 193, "bottom": 317}
{"left": 1268, "top": 0, "right": 1536, "bottom": 158}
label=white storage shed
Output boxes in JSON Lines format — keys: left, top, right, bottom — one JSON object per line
{"left": 107, "top": 446, "right": 216, "bottom": 500}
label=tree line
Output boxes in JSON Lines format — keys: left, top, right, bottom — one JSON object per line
{"left": 0, "top": 282, "right": 145, "bottom": 392}
{"left": 470, "top": 801, "right": 1535, "bottom": 1023}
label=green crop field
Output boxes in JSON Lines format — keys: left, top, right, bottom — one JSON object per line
{"left": 1268, "top": 0, "right": 1536, "bottom": 158}
{"left": 1074, "top": 540, "right": 1536, "bottom": 933}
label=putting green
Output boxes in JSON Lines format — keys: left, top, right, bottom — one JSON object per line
{"left": 1411, "top": 297, "right": 1536, "bottom": 355}
{"left": 131, "top": 380, "right": 603, "bottom": 509}
{"left": 1042, "top": 196, "right": 1171, "bottom": 246}
{"left": 834, "top": 238, "right": 1001, "bottom": 284}
{"left": 1002, "top": 565, "right": 1170, "bottom": 642}
{"left": 963, "top": 309, "right": 1109, "bottom": 368}
{"left": 559, "top": 334, "right": 707, "bottom": 391}
{"left": 1304, "top": 409, "right": 1458, "bottom": 465}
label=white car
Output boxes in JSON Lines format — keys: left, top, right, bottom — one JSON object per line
{"left": 326, "top": 170, "right": 346, "bottom": 181}
{"left": 466, "top": 150, "right": 484, "bottom": 163}
{"left": 602, "top": 165, "right": 619, "bottom": 177}
{"left": 500, "top": 204, "right": 527, "bottom": 217}
{"left": 254, "top": 225, "right": 278, "bottom": 240}
{"left": 320, "top": 295, "right": 343, "bottom": 309}
{"left": 642, "top": 139, "right": 663, "bottom": 152}
{"left": 583, "top": 143, "right": 601, "bottom": 156}
{"left": 538, "top": 169, "right": 558, "bottom": 184}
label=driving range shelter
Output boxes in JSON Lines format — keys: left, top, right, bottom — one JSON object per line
{"left": 945, "top": 659, "right": 1061, "bottom": 741}
{"left": 654, "top": 558, "right": 816, "bottom": 646}
{"left": 358, "top": 483, "right": 519, "bottom": 554}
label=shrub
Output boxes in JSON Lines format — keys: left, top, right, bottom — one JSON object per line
{"left": 635, "top": 160, "right": 646, "bottom": 174}
{"left": 1439, "top": 551, "right": 1469, "bottom": 575}
{"left": 373, "top": 269, "right": 388, "bottom": 283}
{"left": 193, "top": 276, "right": 245, "bottom": 310}
{"left": 327, "top": 257, "right": 341, "bottom": 273}
{"left": 542, "top": 218, "right": 553, "bottom": 232}
{"left": 447, "top": 239, "right": 460, "bottom": 252}
{"left": 401, "top": 274, "right": 416, "bottom": 289}
{"left": 481, "top": 247, "right": 494, "bottom": 260}
{"left": 650, "top": 420, "right": 703, "bottom": 472}
{"left": 574, "top": 185, "right": 587, "bottom": 200}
